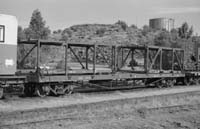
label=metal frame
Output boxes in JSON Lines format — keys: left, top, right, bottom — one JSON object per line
{"left": 18, "top": 40, "right": 185, "bottom": 83}
{"left": 117, "top": 45, "right": 184, "bottom": 74}
{"left": 18, "top": 40, "right": 66, "bottom": 75}
{"left": 68, "top": 43, "right": 116, "bottom": 74}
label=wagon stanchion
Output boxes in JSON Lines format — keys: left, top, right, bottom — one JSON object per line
{"left": 24, "top": 83, "right": 35, "bottom": 97}
{"left": 0, "top": 87, "right": 4, "bottom": 99}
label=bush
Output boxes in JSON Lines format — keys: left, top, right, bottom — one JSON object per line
{"left": 115, "top": 20, "right": 128, "bottom": 31}
{"left": 96, "top": 28, "right": 106, "bottom": 37}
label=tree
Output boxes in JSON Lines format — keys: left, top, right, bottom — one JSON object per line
{"left": 17, "top": 26, "right": 26, "bottom": 41}
{"left": 142, "top": 25, "right": 153, "bottom": 36}
{"left": 130, "top": 24, "right": 137, "bottom": 29}
{"left": 25, "top": 9, "right": 50, "bottom": 39}
{"left": 170, "top": 29, "right": 179, "bottom": 40}
{"left": 96, "top": 28, "right": 106, "bottom": 37}
{"left": 115, "top": 20, "right": 128, "bottom": 31}
{"left": 18, "top": 9, "right": 51, "bottom": 68}
{"left": 53, "top": 29, "right": 62, "bottom": 34}
{"left": 154, "top": 30, "right": 171, "bottom": 47}
{"left": 178, "top": 22, "right": 193, "bottom": 39}
{"left": 61, "top": 28, "right": 73, "bottom": 41}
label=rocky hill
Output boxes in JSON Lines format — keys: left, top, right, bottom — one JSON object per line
{"left": 51, "top": 22, "right": 143, "bottom": 45}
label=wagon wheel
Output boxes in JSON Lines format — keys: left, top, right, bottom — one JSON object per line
{"left": 184, "top": 77, "right": 191, "bottom": 86}
{"left": 194, "top": 77, "right": 200, "bottom": 85}
{"left": 49, "top": 85, "right": 72, "bottom": 96}
{"left": 155, "top": 79, "right": 166, "bottom": 88}
{"left": 0, "top": 88, "right": 4, "bottom": 99}
{"left": 168, "top": 79, "right": 175, "bottom": 87}
{"left": 36, "top": 85, "right": 50, "bottom": 97}
{"left": 155, "top": 81, "right": 162, "bottom": 88}
{"left": 66, "top": 85, "right": 74, "bottom": 95}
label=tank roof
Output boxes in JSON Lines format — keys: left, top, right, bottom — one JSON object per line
{"left": 149, "top": 18, "right": 174, "bottom": 21}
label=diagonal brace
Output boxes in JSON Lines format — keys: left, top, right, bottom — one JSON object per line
{"left": 174, "top": 51, "right": 183, "bottom": 71}
{"left": 149, "top": 49, "right": 161, "bottom": 70}
{"left": 120, "top": 49, "right": 131, "bottom": 68}
{"left": 90, "top": 47, "right": 110, "bottom": 67}
{"left": 69, "top": 46, "right": 85, "bottom": 69}
{"left": 19, "top": 44, "right": 37, "bottom": 66}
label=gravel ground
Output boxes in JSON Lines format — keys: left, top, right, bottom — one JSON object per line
{"left": 2, "top": 104, "right": 200, "bottom": 129}
{"left": 1, "top": 86, "right": 200, "bottom": 113}
{"left": 1, "top": 86, "right": 200, "bottom": 129}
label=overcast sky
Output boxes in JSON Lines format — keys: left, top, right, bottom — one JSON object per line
{"left": 0, "top": 0, "right": 200, "bottom": 34}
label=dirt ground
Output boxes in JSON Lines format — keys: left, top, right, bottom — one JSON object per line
{"left": 1, "top": 86, "right": 200, "bottom": 113}
{"left": 1, "top": 86, "right": 200, "bottom": 129}
{"left": 22, "top": 104, "right": 200, "bottom": 129}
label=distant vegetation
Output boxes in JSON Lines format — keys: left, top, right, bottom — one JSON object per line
{"left": 18, "top": 9, "right": 197, "bottom": 47}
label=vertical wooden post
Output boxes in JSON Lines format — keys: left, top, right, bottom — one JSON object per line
{"left": 65, "top": 44, "right": 68, "bottom": 76}
{"left": 93, "top": 45, "right": 96, "bottom": 75}
{"left": 182, "top": 50, "right": 185, "bottom": 71}
{"left": 114, "top": 46, "right": 117, "bottom": 72}
{"left": 111, "top": 46, "right": 114, "bottom": 72}
{"left": 116, "top": 47, "right": 119, "bottom": 71}
{"left": 145, "top": 46, "right": 149, "bottom": 73}
{"left": 172, "top": 49, "right": 174, "bottom": 71}
{"left": 160, "top": 49, "right": 162, "bottom": 71}
{"left": 131, "top": 48, "right": 134, "bottom": 71}
{"left": 121, "top": 47, "right": 124, "bottom": 67}
{"left": 37, "top": 40, "right": 40, "bottom": 69}
{"left": 86, "top": 46, "right": 89, "bottom": 69}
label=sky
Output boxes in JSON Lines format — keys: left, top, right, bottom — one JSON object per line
{"left": 0, "top": 0, "right": 200, "bottom": 34}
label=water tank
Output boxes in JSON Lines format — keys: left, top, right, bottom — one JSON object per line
{"left": 149, "top": 18, "right": 174, "bottom": 31}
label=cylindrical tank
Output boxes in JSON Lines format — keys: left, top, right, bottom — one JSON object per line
{"left": 149, "top": 18, "right": 174, "bottom": 31}
{"left": 0, "top": 14, "right": 18, "bottom": 75}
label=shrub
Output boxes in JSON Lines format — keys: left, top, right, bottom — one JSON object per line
{"left": 96, "top": 28, "right": 106, "bottom": 37}
{"left": 115, "top": 20, "right": 128, "bottom": 31}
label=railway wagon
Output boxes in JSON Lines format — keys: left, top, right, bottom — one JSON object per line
{"left": 0, "top": 14, "right": 199, "bottom": 98}
{"left": 17, "top": 39, "right": 186, "bottom": 97}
